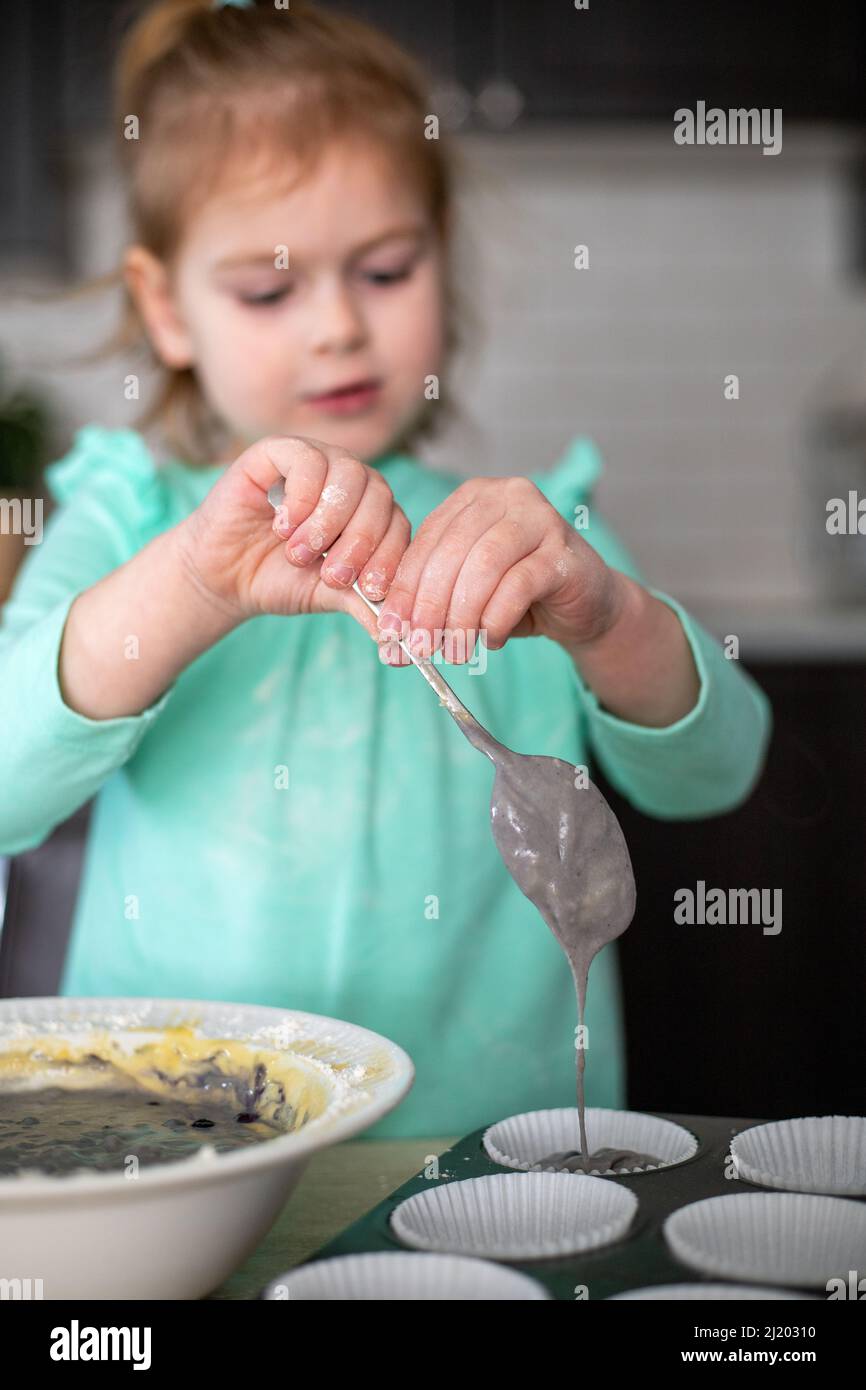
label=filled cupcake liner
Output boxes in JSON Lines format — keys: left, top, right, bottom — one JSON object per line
{"left": 608, "top": 1282, "right": 819, "bottom": 1301}
{"left": 730, "top": 1116, "right": 866, "bottom": 1196}
{"left": 261, "top": 1251, "right": 551, "bottom": 1300}
{"left": 483, "top": 1108, "right": 698, "bottom": 1175}
{"left": 663, "top": 1192, "right": 866, "bottom": 1289}
{"left": 389, "top": 1170, "right": 638, "bottom": 1261}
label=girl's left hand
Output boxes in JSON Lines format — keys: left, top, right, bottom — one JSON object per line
{"left": 375, "top": 476, "right": 626, "bottom": 664}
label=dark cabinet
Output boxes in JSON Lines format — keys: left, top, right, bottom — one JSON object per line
{"left": 330, "top": 0, "right": 866, "bottom": 123}
{"left": 6, "top": 1, "right": 866, "bottom": 272}
{"left": 608, "top": 661, "right": 866, "bottom": 1119}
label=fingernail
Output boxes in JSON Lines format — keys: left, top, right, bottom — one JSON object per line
{"left": 378, "top": 611, "right": 403, "bottom": 637}
{"left": 363, "top": 570, "right": 387, "bottom": 600}
{"left": 378, "top": 639, "right": 408, "bottom": 666}
{"left": 326, "top": 563, "right": 356, "bottom": 586}
{"left": 272, "top": 504, "right": 294, "bottom": 537}
{"left": 290, "top": 543, "right": 315, "bottom": 564}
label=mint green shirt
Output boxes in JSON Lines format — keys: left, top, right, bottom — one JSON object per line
{"left": 0, "top": 427, "right": 772, "bottom": 1137}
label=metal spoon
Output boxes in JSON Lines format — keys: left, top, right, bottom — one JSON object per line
{"left": 267, "top": 478, "right": 636, "bottom": 1159}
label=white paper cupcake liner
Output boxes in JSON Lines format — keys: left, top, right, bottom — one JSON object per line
{"left": 609, "top": 1283, "right": 819, "bottom": 1300}
{"left": 483, "top": 1108, "right": 698, "bottom": 1175}
{"left": 262, "top": 1251, "right": 551, "bottom": 1300}
{"left": 390, "top": 1170, "right": 638, "bottom": 1261}
{"left": 664, "top": 1192, "right": 866, "bottom": 1289}
{"left": 730, "top": 1116, "right": 866, "bottom": 1196}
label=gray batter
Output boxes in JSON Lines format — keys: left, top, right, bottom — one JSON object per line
{"left": 462, "top": 729, "right": 662, "bottom": 1174}
{"left": 530, "top": 1147, "right": 665, "bottom": 1174}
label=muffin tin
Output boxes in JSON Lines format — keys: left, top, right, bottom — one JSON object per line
{"left": 262, "top": 1110, "right": 866, "bottom": 1300}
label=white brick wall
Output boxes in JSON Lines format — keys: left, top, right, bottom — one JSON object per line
{"left": 423, "top": 124, "right": 866, "bottom": 625}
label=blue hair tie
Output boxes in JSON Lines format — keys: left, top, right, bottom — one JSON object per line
{"left": 213, "top": 0, "right": 255, "bottom": 9}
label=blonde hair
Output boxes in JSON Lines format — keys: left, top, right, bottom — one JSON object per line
{"left": 64, "top": 0, "right": 464, "bottom": 466}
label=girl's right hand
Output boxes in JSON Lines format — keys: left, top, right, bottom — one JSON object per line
{"left": 176, "top": 435, "right": 411, "bottom": 640}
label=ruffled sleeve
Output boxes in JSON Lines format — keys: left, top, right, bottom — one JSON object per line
{"left": 529, "top": 434, "right": 604, "bottom": 521}
{"left": 530, "top": 435, "right": 647, "bottom": 584}
{"left": 43, "top": 426, "right": 169, "bottom": 541}
{"left": 532, "top": 438, "right": 773, "bottom": 819}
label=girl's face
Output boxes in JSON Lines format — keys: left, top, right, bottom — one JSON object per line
{"left": 129, "top": 136, "right": 447, "bottom": 463}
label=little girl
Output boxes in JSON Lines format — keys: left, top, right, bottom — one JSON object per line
{"left": 0, "top": 0, "right": 771, "bottom": 1138}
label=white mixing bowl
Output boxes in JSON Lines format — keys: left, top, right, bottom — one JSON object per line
{"left": 0, "top": 996, "right": 414, "bottom": 1299}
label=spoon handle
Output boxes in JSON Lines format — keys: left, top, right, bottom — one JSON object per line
{"left": 266, "top": 482, "right": 494, "bottom": 748}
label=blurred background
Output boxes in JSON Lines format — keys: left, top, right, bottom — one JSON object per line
{"left": 0, "top": 0, "right": 864, "bottom": 1121}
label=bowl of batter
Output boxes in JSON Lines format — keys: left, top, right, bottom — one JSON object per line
{"left": 0, "top": 996, "right": 414, "bottom": 1299}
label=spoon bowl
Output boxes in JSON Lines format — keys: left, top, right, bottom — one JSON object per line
{"left": 488, "top": 747, "right": 636, "bottom": 955}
